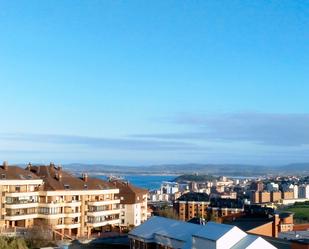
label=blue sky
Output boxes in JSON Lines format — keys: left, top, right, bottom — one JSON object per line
{"left": 0, "top": 1, "right": 308, "bottom": 166}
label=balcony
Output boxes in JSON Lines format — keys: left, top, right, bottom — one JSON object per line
{"left": 87, "top": 209, "right": 120, "bottom": 217}
{"left": 6, "top": 202, "right": 39, "bottom": 209}
{"left": 5, "top": 210, "right": 38, "bottom": 221}
{"left": 87, "top": 199, "right": 120, "bottom": 206}
{"left": 64, "top": 212, "right": 81, "bottom": 218}
{"left": 87, "top": 216, "right": 120, "bottom": 228}
{"left": 5, "top": 196, "right": 39, "bottom": 209}
{"left": 39, "top": 201, "right": 81, "bottom": 208}
{"left": 5, "top": 192, "right": 39, "bottom": 197}
{"left": 55, "top": 222, "right": 81, "bottom": 229}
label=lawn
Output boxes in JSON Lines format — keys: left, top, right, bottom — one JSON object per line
{"left": 285, "top": 206, "right": 309, "bottom": 222}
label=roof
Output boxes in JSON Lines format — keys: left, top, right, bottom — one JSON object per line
{"left": 231, "top": 235, "right": 258, "bottom": 249}
{"left": 187, "top": 217, "right": 207, "bottom": 225}
{"left": 224, "top": 216, "right": 273, "bottom": 231}
{"left": 129, "top": 217, "right": 277, "bottom": 249}
{"left": 177, "top": 192, "right": 210, "bottom": 202}
{"left": 193, "top": 222, "right": 243, "bottom": 241}
{"left": 30, "top": 165, "right": 115, "bottom": 191}
{"left": 210, "top": 198, "right": 244, "bottom": 209}
{"left": 129, "top": 216, "right": 202, "bottom": 242}
{"left": 110, "top": 180, "right": 147, "bottom": 204}
{"left": 263, "top": 236, "right": 292, "bottom": 249}
{"left": 276, "top": 211, "right": 294, "bottom": 219}
{"left": 0, "top": 164, "right": 40, "bottom": 180}
{"left": 291, "top": 239, "right": 309, "bottom": 245}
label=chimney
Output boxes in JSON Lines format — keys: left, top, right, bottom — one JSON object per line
{"left": 49, "top": 162, "right": 55, "bottom": 169}
{"left": 56, "top": 172, "right": 62, "bottom": 181}
{"left": 26, "top": 162, "right": 32, "bottom": 171}
{"left": 82, "top": 173, "right": 88, "bottom": 182}
{"left": 273, "top": 214, "right": 280, "bottom": 237}
{"left": 3, "top": 161, "right": 8, "bottom": 170}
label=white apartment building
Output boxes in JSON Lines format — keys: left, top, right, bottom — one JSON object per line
{"left": 161, "top": 181, "right": 179, "bottom": 195}
{"left": 266, "top": 182, "right": 279, "bottom": 192}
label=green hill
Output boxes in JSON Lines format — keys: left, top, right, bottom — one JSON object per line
{"left": 173, "top": 174, "right": 216, "bottom": 182}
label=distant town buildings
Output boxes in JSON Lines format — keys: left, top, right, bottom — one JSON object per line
{"left": 1, "top": 161, "right": 309, "bottom": 247}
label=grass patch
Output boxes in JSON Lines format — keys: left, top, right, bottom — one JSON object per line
{"left": 282, "top": 202, "right": 309, "bottom": 223}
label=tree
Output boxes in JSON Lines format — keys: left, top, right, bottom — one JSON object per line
{"left": 0, "top": 237, "right": 28, "bottom": 249}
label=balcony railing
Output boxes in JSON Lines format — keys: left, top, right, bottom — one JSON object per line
{"left": 6, "top": 211, "right": 37, "bottom": 216}
{"left": 6, "top": 200, "right": 38, "bottom": 205}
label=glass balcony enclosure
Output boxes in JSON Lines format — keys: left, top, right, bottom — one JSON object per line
{"left": 6, "top": 196, "right": 38, "bottom": 204}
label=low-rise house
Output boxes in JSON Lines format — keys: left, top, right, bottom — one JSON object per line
{"left": 223, "top": 206, "right": 294, "bottom": 238}
{"left": 128, "top": 216, "right": 277, "bottom": 249}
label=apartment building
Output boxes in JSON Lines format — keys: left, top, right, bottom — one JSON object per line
{"left": 251, "top": 190, "right": 297, "bottom": 204}
{"left": 266, "top": 182, "right": 279, "bottom": 192}
{"left": 251, "top": 181, "right": 264, "bottom": 192}
{"left": 282, "top": 191, "right": 294, "bottom": 200}
{"left": 110, "top": 180, "right": 148, "bottom": 228}
{"left": 0, "top": 162, "right": 120, "bottom": 239}
{"left": 174, "top": 192, "right": 210, "bottom": 221}
{"left": 0, "top": 161, "right": 43, "bottom": 229}
{"left": 271, "top": 191, "right": 281, "bottom": 202}
{"left": 174, "top": 192, "right": 244, "bottom": 221}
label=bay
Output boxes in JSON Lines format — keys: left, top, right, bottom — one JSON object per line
{"left": 97, "top": 174, "right": 176, "bottom": 190}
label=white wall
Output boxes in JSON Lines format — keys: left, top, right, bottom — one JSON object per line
{"left": 217, "top": 227, "right": 247, "bottom": 249}
{"left": 247, "top": 237, "right": 277, "bottom": 249}
{"left": 154, "top": 234, "right": 184, "bottom": 249}
{"left": 192, "top": 236, "right": 216, "bottom": 249}
{"left": 120, "top": 194, "right": 148, "bottom": 227}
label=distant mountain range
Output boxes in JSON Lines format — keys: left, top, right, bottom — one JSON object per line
{"left": 63, "top": 162, "right": 309, "bottom": 176}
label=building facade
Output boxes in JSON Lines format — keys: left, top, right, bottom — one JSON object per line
{"left": 110, "top": 180, "right": 148, "bottom": 228}
{"left": 299, "top": 184, "right": 309, "bottom": 199}
{"left": 0, "top": 162, "right": 121, "bottom": 239}
{"left": 174, "top": 192, "right": 244, "bottom": 221}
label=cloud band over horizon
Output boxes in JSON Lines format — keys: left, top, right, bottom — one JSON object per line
{"left": 1, "top": 112, "right": 309, "bottom": 165}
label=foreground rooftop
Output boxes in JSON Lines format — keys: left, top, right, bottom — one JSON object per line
{"left": 129, "top": 216, "right": 277, "bottom": 249}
